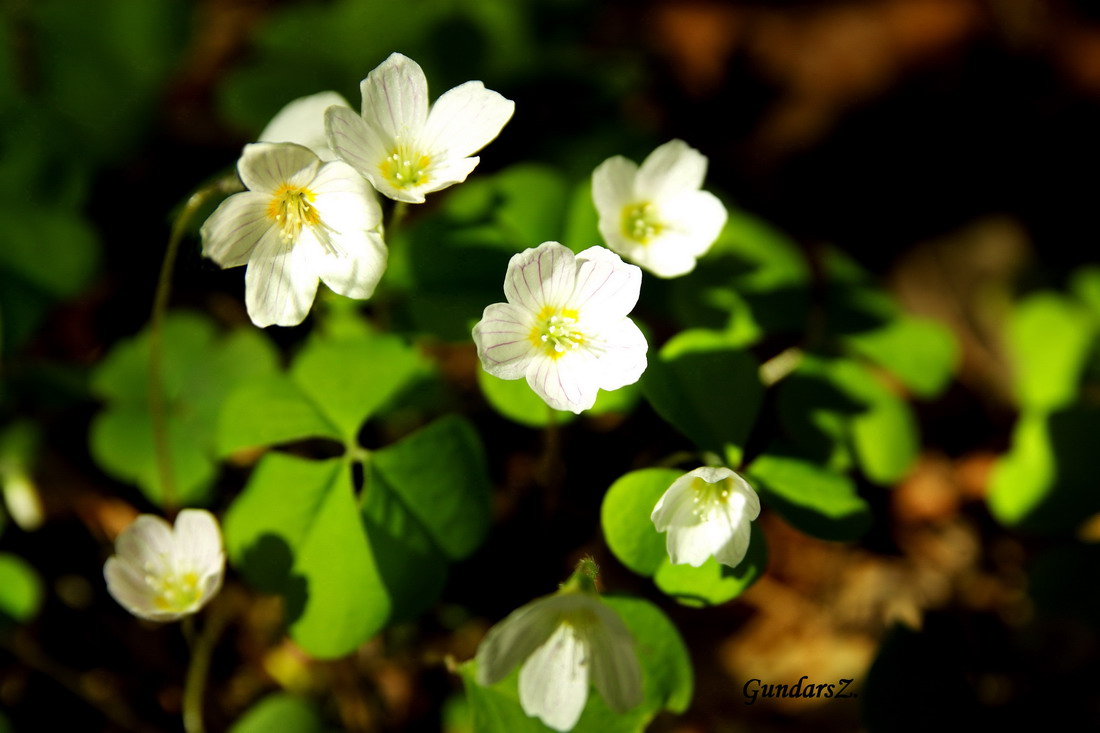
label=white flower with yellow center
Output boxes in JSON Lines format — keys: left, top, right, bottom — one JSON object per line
{"left": 592, "top": 139, "right": 728, "bottom": 278}
{"left": 200, "top": 142, "right": 387, "bottom": 328}
{"left": 258, "top": 90, "right": 351, "bottom": 161}
{"left": 476, "top": 591, "right": 643, "bottom": 732}
{"left": 472, "top": 242, "right": 648, "bottom": 414}
{"left": 651, "top": 466, "right": 761, "bottom": 568}
{"left": 324, "top": 52, "right": 515, "bottom": 203}
{"left": 104, "top": 509, "right": 224, "bottom": 622}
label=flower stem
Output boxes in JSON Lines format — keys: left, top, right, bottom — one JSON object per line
{"left": 182, "top": 594, "right": 233, "bottom": 733}
{"left": 149, "top": 175, "right": 241, "bottom": 512}
{"left": 387, "top": 200, "right": 408, "bottom": 237}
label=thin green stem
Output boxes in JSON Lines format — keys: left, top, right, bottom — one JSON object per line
{"left": 182, "top": 595, "right": 232, "bottom": 733}
{"left": 386, "top": 200, "right": 408, "bottom": 238}
{"left": 149, "top": 176, "right": 241, "bottom": 512}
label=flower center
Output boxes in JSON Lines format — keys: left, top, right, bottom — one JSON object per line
{"left": 621, "top": 201, "right": 664, "bottom": 244}
{"left": 528, "top": 306, "right": 585, "bottom": 359}
{"left": 380, "top": 144, "right": 432, "bottom": 189}
{"left": 267, "top": 184, "right": 320, "bottom": 242}
{"left": 148, "top": 568, "right": 202, "bottom": 613}
{"left": 690, "top": 476, "right": 733, "bottom": 521}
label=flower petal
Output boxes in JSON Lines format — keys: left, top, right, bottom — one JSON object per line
{"left": 415, "top": 154, "right": 481, "bottom": 199}
{"left": 473, "top": 302, "right": 537, "bottom": 380}
{"left": 627, "top": 232, "right": 703, "bottom": 278}
{"left": 713, "top": 498, "right": 754, "bottom": 568}
{"left": 308, "top": 228, "right": 387, "bottom": 300}
{"left": 475, "top": 594, "right": 564, "bottom": 686}
{"left": 104, "top": 557, "right": 158, "bottom": 619}
{"left": 591, "top": 155, "right": 638, "bottom": 214}
{"left": 325, "top": 105, "right": 392, "bottom": 192}
{"left": 588, "top": 604, "right": 644, "bottom": 714}
{"left": 665, "top": 519, "right": 730, "bottom": 567}
{"left": 244, "top": 230, "right": 320, "bottom": 328}
{"left": 650, "top": 473, "right": 698, "bottom": 532}
{"left": 421, "top": 80, "right": 515, "bottom": 160}
{"left": 571, "top": 246, "right": 641, "bottom": 321}
{"left": 115, "top": 515, "right": 174, "bottom": 572}
{"left": 526, "top": 349, "right": 600, "bottom": 414}
{"left": 258, "top": 90, "right": 351, "bottom": 161}
{"left": 200, "top": 192, "right": 273, "bottom": 268}
{"left": 590, "top": 317, "right": 648, "bottom": 392}
{"left": 359, "top": 52, "right": 429, "bottom": 141}
{"left": 518, "top": 623, "right": 590, "bottom": 732}
{"left": 503, "top": 242, "right": 577, "bottom": 313}
{"left": 635, "top": 139, "right": 707, "bottom": 201}
{"left": 661, "top": 190, "right": 727, "bottom": 255}
{"left": 310, "top": 160, "right": 384, "bottom": 232}
{"left": 238, "top": 142, "right": 321, "bottom": 194}
{"left": 173, "top": 509, "right": 224, "bottom": 577}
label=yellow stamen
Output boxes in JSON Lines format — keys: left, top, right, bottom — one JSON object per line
{"left": 151, "top": 570, "right": 202, "bottom": 612}
{"left": 379, "top": 145, "right": 432, "bottom": 189}
{"left": 267, "top": 184, "right": 320, "bottom": 242}
{"left": 528, "top": 305, "right": 585, "bottom": 360}
{"left": 621, "top": 201, "right": 664, "bottom": 244}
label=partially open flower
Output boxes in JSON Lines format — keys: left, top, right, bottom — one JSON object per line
{"left": 472, "top": 242, "right": 648, "bottom": 413}
{"left": 200, "top": 142, "right": 387, "bottom": 327}
{"left": 592, "top": 139, "right": 727, "bottom": 278}
{"left": 476, "top": 590, "right": 643, "bottom": 731}
{"left": 258, "top": 90, "right": 352, "bottom": 161}
{"left": 651, "top": 466, "right": 760, "bottom": 568}
{"left": 104, "top": 509, "right": 225, "bottom": 622}
{"left": 325, "top": 52, "right": 515, "bottom": 203}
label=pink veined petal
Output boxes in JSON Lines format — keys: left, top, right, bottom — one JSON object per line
{"left": 200, "top": 192, "right": 273, "bottom": 268}
{"left": 588, "top": 604, "right": 644, "bottom": 714}
{"left": 475, "top": 594, "right": 566, "bottom": 686}
{"left": 570, "top": 246, "right": 642, "bottom": 321}
{"left": 238, "top": 142, "right": 321, "bottom": 193}
{"left": 258, "top": 90, "right": 351, "bottom": 161}
{"left": 589, "top": 317, "right": 648, "bottom": 392}
{"left": 518, "top": 623, "right": 590, "bottom": 732}
{"left": 526, "top": 349, "right": 600, "bottom": 414}
{"left": 310, "top": 160, "right": 384, "bottom": 232}
{"left": 325, "top": 105, "right": 392, "bottom": 195}
{"left": 635, "top": 139, "right": 708, "bottom": 201}
{"left": 244, "top": 230, "right": 320, "bottom": 328}
{"left": 591, "top": 155, "right": 638, "bottom": 215}
{"left": 421, "top": 80, "right": 515, "bottom": 160}
{"left": 473, "top": 302, "right": 537, "bottom": 380}
{"left": 306, "top": 227, "right": 387, "bottom": 300}
{"left": 360, "top": 52, "right": 429, "bottom": 141}
{"left": 503, "top": 242, "right": 578, "bottom": 314}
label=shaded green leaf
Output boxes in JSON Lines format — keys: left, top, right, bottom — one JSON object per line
{"left": 229, "top": 694, "right": 326, "bottom": 733}
{"left": 652, "top": 524, "right": 767, "bottom": 608}
{"left": 0, "top": 553, "right": 43, "bottom": 626}
{"left": 601, "top": 468, "right": 681, "bottom": 577}
{"left": 844, "top": 315, "right": 958, "bottom": 398}
{"left": 748, "top": 454, "right": 871, "bottom": 541}
{"left": 478, "top": 369, "right": 577, "bottom": 428}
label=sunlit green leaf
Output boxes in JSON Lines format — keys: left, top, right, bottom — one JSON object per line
{"left": 652, "top": 525, "right": 767, "bottom": 607}
{"left": 90, "top": 311, "right": 279, "bottom": 505}
{"left": 747, "top": 453, "right": 871, "bottom": 541}
{"left": 478, "top": 369, "right": 577, "bottom": 428}
{"left": 229, "top": 694, "right": 325, "bottom": 733}
{"left": 601, "top": 468, "right": 681, "bottom": 577}
{"left": 0, "top": 553, "right": 43, "bottom": 626}
{"left": 1006, "top": 292, "right": 1095, "bottom": 411}
{"left": 225, "top": 453, "right": 387, "bottom": 658}
{"left": 844, "top": 315, "right": 958, "bottom": 398}
{"left": 218, "top": 374, "right": 342, "bottom": 455}
{"left": 641, "top": 330, "right": 763, "bottom": 461}
{"left": 459, "top": 594, "right": 691, "bottom": 733}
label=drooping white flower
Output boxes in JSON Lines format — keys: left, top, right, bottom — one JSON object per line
{"left": 200, "top": 142, "right": 387, "bottom": 328}
{"left": 592, "top": 139, "right": 728, "bottom": 278}
{"left": 472, "top": 242, "right": 648, "bottom": 414}
{"left": 651, "top": 466, "right": 761, "bottom": 568}
{"left": 104, "top": 509, "right": 225, "bottom": 622}
{"left": 325, "top": 52, "right": 515, "bottom": 203}
{"left": 258, "top": 90, "right": 351, "bottom": 161}
{"left": 476, "top": 591, "right": 643, "bottom": 732}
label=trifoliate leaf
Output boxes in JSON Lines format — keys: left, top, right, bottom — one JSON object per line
{"left": 748, "top": 453, "right": 871, "bottom": 541}
{"left": 653, "top": 524, "right": 768, "bottom": 608}
{"left": 844, "top": 315, "right": 958, "bottom": 398}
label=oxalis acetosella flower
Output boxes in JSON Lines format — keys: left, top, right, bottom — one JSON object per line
{"left": 257, "top": 90, "right": 351, "bottom": 161}
{"left": 325, "top": 52, "right": 515, "bottom": 203}
{"left": 472, "top": 241, "right": 648, "bottom": 414}
{"left": 475, "top": 562, "right": 643, "bottom": 732}
{"left": 104, "top": 509, "right": 225, "bottom": 622}
{"left": 592, "top": 139, "right": 728, "bottom": 278}
{"left": 200, "top": 142, "right": 387, "bottom": 328}
{"left": 651, "top": 466, "right": 761, "bottom": 568}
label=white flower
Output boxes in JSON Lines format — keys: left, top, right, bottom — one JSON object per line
{"left": 472, "top": 242, "right": 648, "bottom": 414}
{"left": 651, "top": 466, "right": 761, "bottom": 568}
{"left": 325, "top": 52, "right": 515, "bottom": 203}
{"left": 200, "top": 142, "right": 387, "bottom": 328}
{"left": 258, "top": 90, "right": 351, "bottom": 161}
{"left": 592, "top": 139, "right": 728, "bottom": 278}
{"left": 104, "top": 509, "right": 225, "bottom": 622}
{"left": 476, "top": 592, "right": 643, "bottom": 732}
